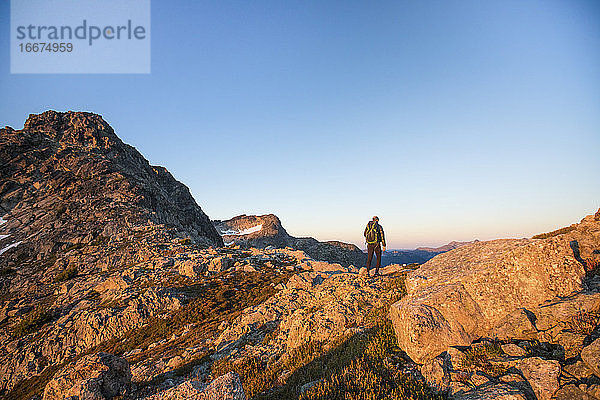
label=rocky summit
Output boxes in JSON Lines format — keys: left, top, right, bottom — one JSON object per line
{"left": 214, "top": 214, "right": 366, "bottom": 267}
{"left": 1, "top": 110, "right": 599, "bottom": 400}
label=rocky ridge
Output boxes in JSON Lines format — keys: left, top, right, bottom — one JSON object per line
{"left": 383, "top": 240, "right": 481, "bottom": 266}
{"left": 214, "top": 214, "right": 366, "bottom": 267}
{"left": 416, "top": 240, "right": 481, "bottom": 253}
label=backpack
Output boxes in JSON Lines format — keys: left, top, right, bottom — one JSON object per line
{"left": 365, "top": 222, "right": 378, "bottom": 244}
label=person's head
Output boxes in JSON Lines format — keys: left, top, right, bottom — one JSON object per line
{"left": 372, "top": 216, "right": 379, "bottom": 223}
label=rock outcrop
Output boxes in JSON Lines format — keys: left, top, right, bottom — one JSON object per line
{"left": 42, "top": 352, "right": 130, "bottom": 400}
{"left": 214, "top": 214, "right": 365, "bottom": 267}
{"left": 417, "top": 333, "right": 600, "bottom": 400}
{"left": 390, "top": 210, "right": 600, "bottom": 363}
{"left": 214, "top": 268, "right": 399, "bottom": 355}
{"left": 390, "top": 208, "right": 600, "bottom": 399}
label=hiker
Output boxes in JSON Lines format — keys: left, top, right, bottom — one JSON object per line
{"left": 364, "top": 216, "right": 386, "bottom": 276}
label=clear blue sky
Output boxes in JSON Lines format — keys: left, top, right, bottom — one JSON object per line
{"left": 1, "top": 1, "right": 599, "bottom": 248}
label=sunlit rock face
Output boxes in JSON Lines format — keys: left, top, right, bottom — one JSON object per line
{"left": 390, "top": 209, "right": 600, "bottom": 364}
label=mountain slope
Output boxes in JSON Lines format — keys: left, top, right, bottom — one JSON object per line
{"left": 0, "top": 111, "right": 432, "bottom": 400}
{"left": 0, "top": 110, "right": 222, "bottom": 269}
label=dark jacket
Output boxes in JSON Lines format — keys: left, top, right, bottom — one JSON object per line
{"left": 364, "top": 221, "right": 386, "bottom": 246}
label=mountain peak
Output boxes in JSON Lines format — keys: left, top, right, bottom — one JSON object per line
{"left": 22, "top": 110, "right": 120, "bottom": 150}
{"left": 1, "top": 110, "right": 222, "bottom": 266}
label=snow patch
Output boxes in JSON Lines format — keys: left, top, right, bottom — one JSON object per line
{"left": 0, "top": 235, "right": 10, "bottom": 240}
{"left": 224, "top": 241, "right": 235, "bottom": 246}
{"left": 0, "top": 241, "right": 22, "bottom": 256}
{"left": 0, "top": 216, "right": 6, "bottom": 225}
{"left": 238, "top": 224, "right": 263, "bottom": 235}
{"left": 220, "top": 224, "right": 263, "bottom": 236}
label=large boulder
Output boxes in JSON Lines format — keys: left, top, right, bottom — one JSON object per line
{"left": 42, "top": 352, "right": 131, "bottom": 400}
{"left": 390, "top": 210, "right": 600, "bottom": 363}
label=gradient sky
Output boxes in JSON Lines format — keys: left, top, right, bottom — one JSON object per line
{"left": 1, "top": 1, "right": 599, "bottom": 249}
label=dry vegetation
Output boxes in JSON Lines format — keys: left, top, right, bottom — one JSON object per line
{"left": 98, "top": 270, "right": 292, "bottom": 358}
{"left": 53, "top": 265, "right": 78, "bottom": 283}
{"left": 211, "top": 273, "right": 444, "bottom": 400}
{"left": 457, "top": 342, "right": 507, "bottom": 377}
{"left": 13, "top": 302, "right": 55, "bottom": 338}
{"left": 532, "top": 225, "right": 576, "bottom": 239}
{"left": 6, "top": 267, "right": 293, "bottom": 400}
{"left": 212, "top": 320, "right": 444, "bottom": 400}
{"left": 566, "top": 309, "right": 600, "bottom": 336}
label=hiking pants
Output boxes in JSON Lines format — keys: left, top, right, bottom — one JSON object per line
{"left": 367, "top": 242, "right": 382, "bottom": 272}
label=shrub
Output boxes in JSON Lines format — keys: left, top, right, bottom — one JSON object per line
{"left": 178, "top": 238, "right": 192, "bottom": 246}
{"left": 458, "top": 342, "right": 506, "bottom": 377}
{"left": 90, "top": 235, "right": 109, "bottom": 246}
{"left": 64, "top": 243, "right": 85, "bottom": 252}
{"left": 54, "top": 265, "right": 77, "bottom": 282}
{"left": 566, "top": 309, "right": 600, "bottom": 335}
{"left": 55, "top": 204, "right": 67, "bottom": 216}
{"left": 13, "top": 305, "right": 54, "bottom": 338}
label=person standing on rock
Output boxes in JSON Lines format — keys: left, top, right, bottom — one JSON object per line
{"left": 364, "top": 216, "right": 386, "bottom": 276}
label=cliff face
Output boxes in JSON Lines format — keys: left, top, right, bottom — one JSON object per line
{"left": 0, "top": 110, "right": 222, "bottom": 269}
{"left": 214, "top": 214, "right": 366, "bottom": 267}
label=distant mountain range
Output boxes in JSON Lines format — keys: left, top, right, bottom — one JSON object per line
{"left": 379, "top": 240, "right": 480, "bottom": 266}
